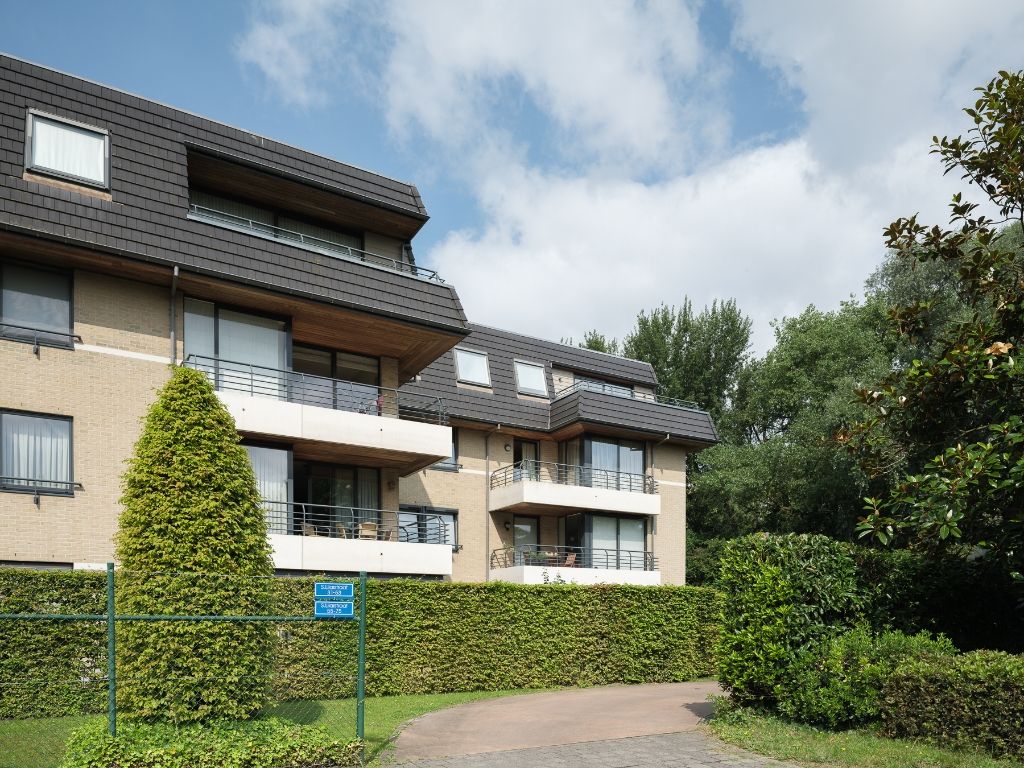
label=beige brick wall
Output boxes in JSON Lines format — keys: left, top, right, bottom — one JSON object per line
{"left": 551, "top": 368, "right": 574, "bottom": 395}
{"left": 0, "top": 270, "right": 175, "bottom": 565}
{"left": 651, "top": 443, "right": 687, "bottom": 584}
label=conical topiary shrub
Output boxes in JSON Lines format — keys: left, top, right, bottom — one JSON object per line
{"left": 115, "top": 365, "right": 274, "bottom": 722}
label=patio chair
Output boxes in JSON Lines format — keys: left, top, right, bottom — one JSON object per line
{"left": 562, "top": 553, "right": 577, "bottom": 568}
{"left": 301, "top": 523, "right": 319, "bottom": 537}
{"left": 357, "top": 521, "right": 378, "bottom": 540}
{"left": 334, "top": 524, "right": 349, "bottom": 539}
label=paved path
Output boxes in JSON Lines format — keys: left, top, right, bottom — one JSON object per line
{"left": 392, "top": 730, "right": 794, "bottom": 768}
{"left": 392, "top": 683, "right": 795, "bottom": 767}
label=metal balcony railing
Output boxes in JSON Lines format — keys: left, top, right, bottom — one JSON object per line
{"left": 490, "top": 545, "right": 657, "bottom": 571}
{"left": 188, "top": 203, "right": 443, "bottom": 283}
{"left": 260, "top": 501, "right": 452, "bottom": 545}
{"left": 552, "top": 380, "right": 703, "bottom": 412}
{"left": 0, "top": 322, "right": 82, "bottom": 354}
{"left": 184, "top": 354, "right": 448, "bottom": 425}
{"left": 489, "top": 460, "right": 657, "bottom": 494}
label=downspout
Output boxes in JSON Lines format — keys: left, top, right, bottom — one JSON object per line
{"left": 168, "top": 266, "right": 179, "bottom": 365}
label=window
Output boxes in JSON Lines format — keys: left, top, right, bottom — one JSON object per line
{"left": 292, "top": 344, "right": 380, "bottom": 412}
{"left": 0, "top": 411, "right": 72, "bottom": 494}
{"left": 0, "top": 263, "right": 73, "bottom": 348}
{"left": 26, "top": 112, "right": 109, "bottom": 188}
{"left": 184, "top": 298, "right": 288, "bottom": 398}
{"left": 454, "top": 348, "right": 490, "bottom": 386}
{"left": 514, "top": 360, "right": 548, "bottom": 397}
{"left": 399, "top": 505, "right": 458, "bottom": 548}
{"left": 432, "top": 429, "right": 459, "bottom": 471}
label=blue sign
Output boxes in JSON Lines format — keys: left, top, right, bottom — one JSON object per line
{"left": 314, "top": 600, "right": 355, "bottom": 619}
{"left": 314, "top": 582, "right": 354, "bottom": 599}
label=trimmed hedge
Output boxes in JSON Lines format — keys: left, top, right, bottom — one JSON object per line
{"left": 775, "top": 627, "right": 955, "bottom": 728}
{"left": 60, "top": 718, "right": 360, "bottom": 768}
{"left": 882, "top": 651, "right": 1024, "bottom": 760}
{"left": 715, "top": 534, "right": 861, "bottom": 705}
{"left": 0, "top": 569, "right": 721, "bottom": 718}
{"left": 115, "top": 366, "right": 275, "bottom": 722}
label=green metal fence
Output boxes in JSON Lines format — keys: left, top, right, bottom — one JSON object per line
{"left": 0, "top": 566, "right": 367, "bottom": 768}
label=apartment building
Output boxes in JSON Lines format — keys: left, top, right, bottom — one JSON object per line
{"left": 0, "top": 55, "right": 717, "bottom": 585}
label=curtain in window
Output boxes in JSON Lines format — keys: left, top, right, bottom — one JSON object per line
{"left": 356, "top": 468, "right": 379, "bottom": 511}
{"left": 1, "top": 264, "right": 71, "bottom": 337}
{"left": 217, "top": 309, "right": 287, "bottom": 399}
{"left": 618, "top": 518, "right": 646, "bottom": 570}
{"left": 1, "top": 413, "right": 70, "bottom": 489}
{"left": 33, "top": 117, "right": 105, "bottom": 185}
{"left": 590, "top": 439, "right": 619, "bottom": 489}
{"left": 244, "top": 445, "right": 290, "bottom": 534}
{"left": 590, "top": 516, "right": 618, "bottom": 568}
{"left": 619, "top": 441, "right": 644, "bottom": 491}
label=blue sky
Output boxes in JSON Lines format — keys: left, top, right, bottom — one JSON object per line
{"left": 3, "top": 1, "right": 1021, "bottom": 352}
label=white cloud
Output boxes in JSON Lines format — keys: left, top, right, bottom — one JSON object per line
{"left": 235, "top": 0, "right": 353, "bottom": 108}
{"left": 234, "top": 0, "right": 1022, "bottom": 355}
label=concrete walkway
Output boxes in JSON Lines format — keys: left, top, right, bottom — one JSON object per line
{"left": 392, "top": 682, "right": 795, "bottom": 767}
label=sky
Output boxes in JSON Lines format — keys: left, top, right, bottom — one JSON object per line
{"left": 3, "top": 1, "right": 1023, "bottom": 353}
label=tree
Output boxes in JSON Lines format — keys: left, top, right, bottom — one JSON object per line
{"left": 623, "top": 298, "right": 752, "bottom": 426}
{"left": 847, "top": 70, "right": 1024, "bottom": 575}
{"left": 579, "top": 329, "right": 620, "bottom": 355}
{"left": 116, "top": 366, "right": 274, "bottom": 722}
{"left": 690, "top": 302, "right": 889, "bottom": 540}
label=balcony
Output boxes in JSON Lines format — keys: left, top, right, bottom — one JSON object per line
{"left": 550, "top": 381, "right": 718, "bottom": 447}
{"left": 489, "top": 545, "right": 660, "bottom": 586}
{"left": 185, "top": 355, "right": 452, "bottom": 473}
{"left": 188, "top": 203, "right": 443, "bottom": 282}
{"left": 488, "top": 460, "right": 660, "bottom": 516}
{"left": 263, "top": 502, "right": 453, "bottom": 576}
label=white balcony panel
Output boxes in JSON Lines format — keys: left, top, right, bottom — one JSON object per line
{"left": 218, "top": 390, "right": 451, "bottom": 461}
{"left": 490, "top": 565, "right": 661, "bottom": 586}
{"left": 488, "top": 480, "right": 660, "bottom": 515}
{"left": 270, "top": 534, "right": 452, "bottom": 576}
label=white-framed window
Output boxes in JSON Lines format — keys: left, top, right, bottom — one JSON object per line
{"left": 514, "top": 360, "right": 548, "bottom": 397}
{"left": 25, "top": 111, "right": 109, "bottom": 189}
{"left": 0, "top": 410, "right": 73, "bottom": 495}
{"left": 454, "top": 348, "right": 490, "bottom": 387}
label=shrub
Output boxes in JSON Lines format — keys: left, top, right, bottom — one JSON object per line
{"left": 0, "top": 568, "right": 721, "bottom": 717}
{"left": 715, "top": 534, "right": 861, "bottom": 705}
{"left": 60, "top": 718, "right": 360, "bottom": 768}
{"left": 685, "top": 537, "right": 729, "bottom": 586}
{"left": 115, "top": 366, "right": 274, "bottom": 722}
{"left": 775, "top": 626, "right": 955, "bottom": 728}
{"left": 882, "top": 650, "right": 1024, "bottom": 760}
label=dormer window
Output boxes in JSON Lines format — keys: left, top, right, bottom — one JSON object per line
{"left": 514, "top": 360, "right": 547, "bottom": 397}
{"left": 26, "top": 111, "right": 109, "bottom": 189}
{"left": 454, "top": 348, "right": 490, "bottom": 387}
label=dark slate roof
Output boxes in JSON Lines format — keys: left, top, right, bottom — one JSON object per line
{"left": 402, "top": 323, "right": 718, "bottom": 445}
{"left": 0, "top": 54, "right": 467, "bottom": 333}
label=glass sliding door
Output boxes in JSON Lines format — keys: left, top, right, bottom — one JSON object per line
{"left": 513, "top": 440, "right": 539, "bottom": 481}
{"left": 513, "top": 515, "right": 539, "bottom": 564}
{"left": 183, "top": 299, "right": 288, "bottom": 399}
{"left": 618, "top": 517, "right": 646, "bottom": 570}
{"left": 294, "top": 461, "right": 379, "bottom": 538}
{"left": 583, "top": 435, "right": 646, "bottom": 491}
{"left": 590, "top": 515, "right": 618, "bottom": 569}
{"left": 588, "top": 438, "right": 619, "bottom": 490}
{"left": 618, "top": 440, "right": 644, "bottom": 491}
{"left": 244, "top": 445, "right": 291, "bottom": 535}
{"left": 584, "top": 514, "right": 648, "bottom": 570}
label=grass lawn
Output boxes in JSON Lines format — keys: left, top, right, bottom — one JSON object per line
{"left": 709, "top": 707, "right": 1024, "bottom": 768}
{"left": 0, "top": 690, "right": 535, "bottom": 768}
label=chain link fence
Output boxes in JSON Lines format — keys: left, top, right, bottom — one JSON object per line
{"left": 0, "top": 567, "right": 365, "bottom": 768}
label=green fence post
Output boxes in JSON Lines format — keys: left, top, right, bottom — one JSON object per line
{"left": 106, "top": 562, "right": 116, "bottom": 738}
{"left": 356, "top": 571, "right": 367, "bottom": 749}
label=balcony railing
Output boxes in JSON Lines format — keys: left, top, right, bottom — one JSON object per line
{"left": 261, "top": 501, "right": 452, "bottom": 545}
{"left": 553, "top": 380, "right": 702, "bottom": 411}
{"left": 489, "top": 460, "right": 656, "bottom": 494}
{"left": 0, "top": 322, "right": 82, "bottom": 353}
{"left": 184, "top": 354, "right": 448, "bottom": 425}
{"left": 188, "top": 203, "right": 443, "bottom": 283}
{"left": 490, "top": 545, "right": 657, "bottom": 571}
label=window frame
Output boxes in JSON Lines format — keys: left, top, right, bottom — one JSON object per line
{"left": 432, "top": 427, "right": 460, "bottom": 472}
{"left": 514, "top": 359, "right": 548, "bottom": 397}
{"left": 24, "top": 109, "right": 110, "bottom": 191}
{"left": 453, "top": 347, "right": 491, "bottom": 387}
{"left": 399, "top": 504, "right": 459, "bottom": 550}
{"left": 0, "top": 409, "right": 75, "bottom": 496}
{"left": 0, "top": 260, "right": 75, "bottom": 351}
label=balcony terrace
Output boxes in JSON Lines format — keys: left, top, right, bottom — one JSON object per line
{"left": 488, "top": 460, "right": 660, "bottom": 516}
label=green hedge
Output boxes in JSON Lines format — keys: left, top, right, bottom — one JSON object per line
{"left": 881, "top": 651, "right": 1024, "bottom": 760}
{"left": 715, "top": 534, "right": 861, "bottom": 705}
{"left": 61, "top": 718, "right": 360, "bottom": 768}
{"left": 775, "top": 627, "right": 955, "bottom": 728}
{"left": 0, "top": 569, "right": 720, "bottom": 718}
